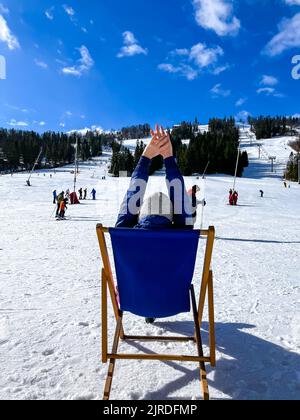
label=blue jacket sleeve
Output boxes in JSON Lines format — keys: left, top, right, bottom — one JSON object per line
{"left": 165, "top": 157, "right": 193, "bottom": 228}
{"left": 115, "top": 156, "right": 151, "bottom": 228}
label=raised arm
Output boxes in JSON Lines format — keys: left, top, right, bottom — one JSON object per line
{"left": 115, "top": 156, "right": 151, "bottom": 228}
{"left": 115, "top": 129, "right": 163, "bottom": 228}
{"left": 158, "top": 128, "right": 193, "bottom": 228}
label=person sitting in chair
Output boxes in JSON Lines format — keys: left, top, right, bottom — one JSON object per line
{"left": 116, "top": 125, "right": 193, "bottom": 231}
{"left": 116, "top": 125, "right": 193, "bottom": 324}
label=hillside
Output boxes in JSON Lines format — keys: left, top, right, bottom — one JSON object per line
{"left": 0, "top": 131, "right": 299, "bottom": 400}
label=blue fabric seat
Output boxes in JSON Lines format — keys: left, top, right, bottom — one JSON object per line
{"left": 109, "top": 228, "right": 200, "bottom": 318}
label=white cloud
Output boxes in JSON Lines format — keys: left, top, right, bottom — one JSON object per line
{"left": 34, "top": 59, "right": 48, "bottom": 69}
{"left": 285, "top": 0, "right": 300, "bottom": 5}
{"left": 192, "top": 0, "right": 241, "bottom": 36}
{"left": 211, "top": 83, "right": 231, "bottom": 97}
{"left": 236, "top": 97, "right": 247, "bottom": 107}
{"left": 264, "top": 13, "right": 300, "bottom": 56}
{"left": 33, "top": 120, "right": 46, "bottom": 126}
{"left": 62, "top": 45, "right": 94, "bottom": 77}
{"left": 5, "top": 104, "right": 31, "bottom": 113}
{"left": 8, "top": 119, "right": 28, "bottom": 127}
{"left": 160, "top": 42, "right": 224, "bottom": 80}
{"left": 256, "top": 87, "right": 284, "bottom": 98}
{"left": 45, "top": 7, "right": 54, "bottom": 20}
{"left": 0, "top": 4, "right": 9, "bottom": 14}
{"left": 260, "top": 75, "right": 278, "bottom": 86}
{"left": 236, "top": 110, "right": 251, "bottom": 122}
{"left": 123, "top": 31, "right": 137, "bottom": 45}
{"left": 257, "top": 87, "right": 275, "bottom": 95}
{"left": 63, "top": 5, "right": 75, "bottom": 17}
{"left": 212, "top": 64, "right": 230, "bottom": 75}
{"left": 158, "top": 63, "right": 198, "bottom": 81}
{"left": 0, "top": 14, "right": 20, "bottom": 50}
{"left": 117, "top": 31, "right": 148, "bottom": 58}
{"left": 173, "top": 48, "right": 190, "bottom": 56}
{"left": 189, "top": 43, "right": 223, "bottom": 68}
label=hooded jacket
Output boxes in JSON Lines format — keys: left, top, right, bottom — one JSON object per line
{"left": 115, "top": 156, "right": 193, "bottom": 230}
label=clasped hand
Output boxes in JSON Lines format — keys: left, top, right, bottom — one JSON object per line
{"left": 143, "top": 124, "right": 173, "bottom": 160}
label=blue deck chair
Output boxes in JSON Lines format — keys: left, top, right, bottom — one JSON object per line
{"left": 96, "top": 224, "right": 216, "bottom": 401}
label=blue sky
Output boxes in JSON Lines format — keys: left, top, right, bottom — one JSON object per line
{"left": 0, "top": 0, "right": 300, "bottom": 132}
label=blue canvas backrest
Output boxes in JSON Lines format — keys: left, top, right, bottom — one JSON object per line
{"left": 109, "top": 228, "right": 200, "bottom": 318}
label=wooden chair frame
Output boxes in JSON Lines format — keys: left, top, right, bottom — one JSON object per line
{"left": 96, "top": 224, "right": 216, "bottom": 401}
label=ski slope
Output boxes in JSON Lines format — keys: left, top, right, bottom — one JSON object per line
{"left": 240, "top": 126, "right": 296, "bottom": 179}
{"left": 0, "top": 132, "right": 300, "bottom": 400}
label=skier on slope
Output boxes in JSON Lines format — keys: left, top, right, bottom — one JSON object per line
{"left": 53, "top": 190, "right": 57, "bottom": 204}
{"left": 187, "top": 185, "right": 206, "bottom": 225}
{"left": 83, "top": 188, "right": 87, "bottom": 200}
{"left": 229, "top": 189, "right": 234, "bottom": 206}
{"left": 59, "top": 199, "right": 68, "bottom": 219}
{"left": 56, "top": 191, "right": 65, "bottom": 217}
{"left": 233, "top": 191, "right": 239, "bottom": 206}
{"left": 260, "top": 190, "right": 264, "bottom": 198}
{"left": 91, "top": 189, "right": 97, "bottom": 200}
{"left": 78, "top": 188, "right": 83, "bottom": 200}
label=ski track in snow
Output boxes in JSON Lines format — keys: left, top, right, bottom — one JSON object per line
{"left": 0, "top": 128, "right": 299, "bottom": 400}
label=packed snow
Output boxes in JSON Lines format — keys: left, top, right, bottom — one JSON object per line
{"left": 0, "top": 128, "right": 299, "bottom": 400}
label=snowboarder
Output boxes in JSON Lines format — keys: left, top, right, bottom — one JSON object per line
{"left": 78, "top": 188, "right": 83, "bottom": 200}
{"left": 91, "top": 189, "right": 96, "bottom": 200}
{"left": 233, "top": 191, "right": 239, "bottom": 206}
{"left": 53, "top": 190, "right": 57, "bottom": 204}
{"left": 260, "top": 190, "right": 264, "bottom": 198}
{"left": 56, "top": 191, "right": 65, "bottom": 217}
{"left": 83, "top": 188, "right": 87, "bottom": 200}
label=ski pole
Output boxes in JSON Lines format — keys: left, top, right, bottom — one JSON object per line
{"left": 50, "top": 205, "right": 57, "bottom": 219}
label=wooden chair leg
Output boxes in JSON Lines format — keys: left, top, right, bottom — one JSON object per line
{"left": 208, "top": 271, "right": 216, "bottom": 367}
{"left": 103, "top": 314, "right": 123, "bottom": 400}
{"left": 191, "top": 286, "right": 210, "bottom": 401}
{"left": 198, "top": 227, "right": 215, "bottom": 327}
{"left": 102, "top": 269, "right": 108, "bottom": 364}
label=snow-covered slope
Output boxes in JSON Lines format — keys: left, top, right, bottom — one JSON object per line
{"left": 0, "top": 134, "right": 299, "bottom": 400}
{"left": 240, "top": 127, "right": 295, "bottom": 179}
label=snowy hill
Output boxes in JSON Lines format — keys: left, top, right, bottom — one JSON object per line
{"left": 0, "top": 132, "right": 300, "bottom": 400}
{"left": 240, "top": 127, "right": 296, "bottom": 179}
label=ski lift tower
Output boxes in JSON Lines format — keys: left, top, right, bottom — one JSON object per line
{"left": 233, "top": 139, "right": 241, "bottom": 192}
{"left": 26, "top": 148, "right": 43, "bottom": 186}
{"left": 269, "top": 156, "right": 277, "bottom": 173}
{"left": 73, "top": 137, "right": 79, "bottom": 193}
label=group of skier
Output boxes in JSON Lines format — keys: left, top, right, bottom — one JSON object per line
{"left": 52, "top": 187, "right": 97, "bottom": 219}
{"left": 78, "top": 187, "right": 97, "bottom": 201}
